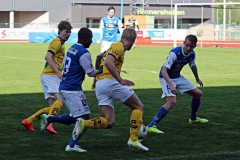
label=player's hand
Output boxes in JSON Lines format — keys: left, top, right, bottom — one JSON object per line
{"left": 196, "top": 79, "right": 203, "bottom": 87}
{"left": 57, "top": 72, "right": 62, "bottom": 79}
{"left": 170, "top": 85, "right": 178, "bottom": 95}
{"left": 120, "top": 79, "right": 135, "bottom": 86}
{"left": 99, "top": 38, "right": 102, "bottom": 44}
{"left": 92, "top": 79, "right": 97, "bottom": 89}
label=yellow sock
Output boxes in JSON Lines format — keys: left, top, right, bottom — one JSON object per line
{"left": 48, "top": 100, "right": 63, "bottom": 116}
{"left": 84, "top": 117, "right": 107, "bottom": 129}
{"left": 130, "top": 109, "right": 143, "bottom": 141}
{"left": 26, "top": 107, "right": 50, "bottom": 123}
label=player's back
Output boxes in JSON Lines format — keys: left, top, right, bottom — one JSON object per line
{"left": 96, "top": 41, "right": 125, "bottom": 80}
{"left": 60, "top": 43, "right": 89, "bottom": 91}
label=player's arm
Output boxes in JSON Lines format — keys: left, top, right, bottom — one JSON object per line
{"left": 162, "top": 52, "right": 177, "bottom": 95}
{"left": 126, "top": 20, "right": 129, "bottom": 28}
{"left": 105, "top": 54, "right": 134, "bottom": 86}
{"left": 99, "top": 19, "right": 104, "bottom": 43}
{"left": 80, "top": 52, "right": 98, "bottom": 77}
{"left": 95, "top": 52, "right": 105, "bottom": 70}
{"left": 92, "top": 52, "right": 105, "bottom": 89}
{"left": 135, "top": 20, "right": 140, "bottom": 30}
{"left": 189, "top": 58, "right": 203, "bottom": 87}
{"left": 118, "top": 19, "right": 123, "bottom": 35}
{"left": 45, "top": 51, "right": 62, "bottom": 78}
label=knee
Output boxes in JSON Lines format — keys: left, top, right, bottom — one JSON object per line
{"left": 134, "top": 102, "right": 144, "bottom": 111}
{"left": 138, "top": 103, "right": 144, "bottom": 111}
{"left": 106, "top": 120, "right": 115, "bottom": 129}
{"left": 167, "top": 99, "right": 176, "bottom": 107}
{"left": 194, "top": 90, "right": 202, "bottom": 99}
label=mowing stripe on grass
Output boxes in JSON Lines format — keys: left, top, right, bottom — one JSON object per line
{"left": 129, "top": 150, "right": 240, "bottom": 160}
{"left": 1, "top": 55, "right": 239, "bottom": 77}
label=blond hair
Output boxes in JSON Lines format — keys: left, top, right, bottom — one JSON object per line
{"left": 121, "top": 28, "right": 137, "bottom": 41}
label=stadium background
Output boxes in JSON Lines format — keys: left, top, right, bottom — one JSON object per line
{"left": 0, "top": 0, "right": 239, "bottom": 48}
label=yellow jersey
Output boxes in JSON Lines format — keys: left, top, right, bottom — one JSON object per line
{"left": 96, "top": 41, "right": 125, "bottom": 80}
{"left": 41, "top": 37, "right": 65, "bottom": 76}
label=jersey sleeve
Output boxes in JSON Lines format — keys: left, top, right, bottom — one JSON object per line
{"left": 163, "top": 51, "right": 177, "bottom": 69}
{"left": 47, "top": 40, "right": 61, "bottom": 55}
{"left": 99, "top": 18, "right": 104, "bottom": 38}
{"left": 107, "top": 43, "right": 123, "bottom": 59}
{"left": 118, "top": 19, "right": 123, "bottom": 35}
{"left": 79, "top": 52, "right": 95, "bottom": 74}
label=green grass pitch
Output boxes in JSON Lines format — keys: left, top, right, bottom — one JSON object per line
{"left": 0, "top": 43, "right": 240, "bottom": 159}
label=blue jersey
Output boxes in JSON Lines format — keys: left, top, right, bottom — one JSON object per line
{"left": 101, "top": 16, "right": 120, "bottom": 42}
{"left": 60, "top": 44, "right": 89, "bottom": 91}
{"left": 159, "top": 46, "right": 196, "bottom": 79}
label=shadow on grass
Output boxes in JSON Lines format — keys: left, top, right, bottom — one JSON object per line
{"left": 0, "top": 86, "right": 240, "bottom": 160}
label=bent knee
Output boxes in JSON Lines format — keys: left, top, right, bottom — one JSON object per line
{"left": 194, "top": 90, "right": 202, "bottom": 99}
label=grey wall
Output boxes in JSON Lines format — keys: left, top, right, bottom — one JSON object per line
{"left": 0, "top": 0, "right": 214, "bottom": 25}
{"left": 73, "top": 0, "right": 214, "bottom": 4}
{"left": 0, "top": 0, "right": 72, "bottom": 23}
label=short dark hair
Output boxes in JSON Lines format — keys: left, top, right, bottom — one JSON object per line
{"left": 78, "top": 27, "right": 92, "bottom": 40}
{"left": 58, "top": 20, "right": 72, "bottom": 35}
{"left": 185, "top": 35, "right": 198, "bottom": 44}
{"left": 121, "top": 28, "right": 137, "bottom": 41}
{"left": 108, "top": 6, "right": 115, "bottom": 12}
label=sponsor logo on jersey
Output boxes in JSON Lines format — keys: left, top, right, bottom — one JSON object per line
{"left": 68, "top": 48, "right": 78, "bottom": 55}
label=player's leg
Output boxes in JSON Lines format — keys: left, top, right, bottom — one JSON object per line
{"left": 122, "top": 92, "right": 148, "bottom": 151}
{"left": 72, "top": 79, "right": 115, "bottom": 141}
{"left": 21, "top": 107, "right": 50, "bottom": 131}
{"left": 21, "top": 76, "right": 55, "bottom": 131}
{"left": 66, "top": 114, "right": 89, "bottom": 153}
{"left": 41, "top": 75, "right": 63, "bottom": 134}
{"left": 105, "top": 77, "right": 148, "bottom": 151}
{"left": 147, "top": 78, "right": 177, "bottom": 133}
{"left": 178, "top": 76, "right": 208, "bottom": 124}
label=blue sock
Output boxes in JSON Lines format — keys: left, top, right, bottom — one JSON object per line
{"left": 190, "top": 98, "right": 201, "bottom": 120}
{"left": 68, "top": 127, "right": 87, "bottom": 148}
{"left": 148, "top": 106, "right": 168, "bottom": 127}
{"left": 47, "top": 114, "right": 76, "bottom": 125}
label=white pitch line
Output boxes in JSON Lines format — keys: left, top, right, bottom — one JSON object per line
{"left": 0, "top": 56, "right": 239, "bottom": 77}
{"left": 0, "top": 55, "right": 44, "bottom": 62}
{"left": 122, "top": 68, "right": 240, "bottom": 76}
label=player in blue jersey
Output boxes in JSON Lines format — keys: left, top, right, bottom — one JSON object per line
{"left": 147, "top": 35, "right": 208, "bottom": 134}
{"left": 39, "top": 28, "right": 99, "bottom": 152}
{"left": 99, "top": 6, "right": 123, "bottom": 53}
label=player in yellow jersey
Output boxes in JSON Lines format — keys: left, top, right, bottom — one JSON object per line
{"left": 72, "top": 28, "right": 149, "bottom": 151}
{"left": 21, "top": 20, "right": 72, "bottom": 135}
